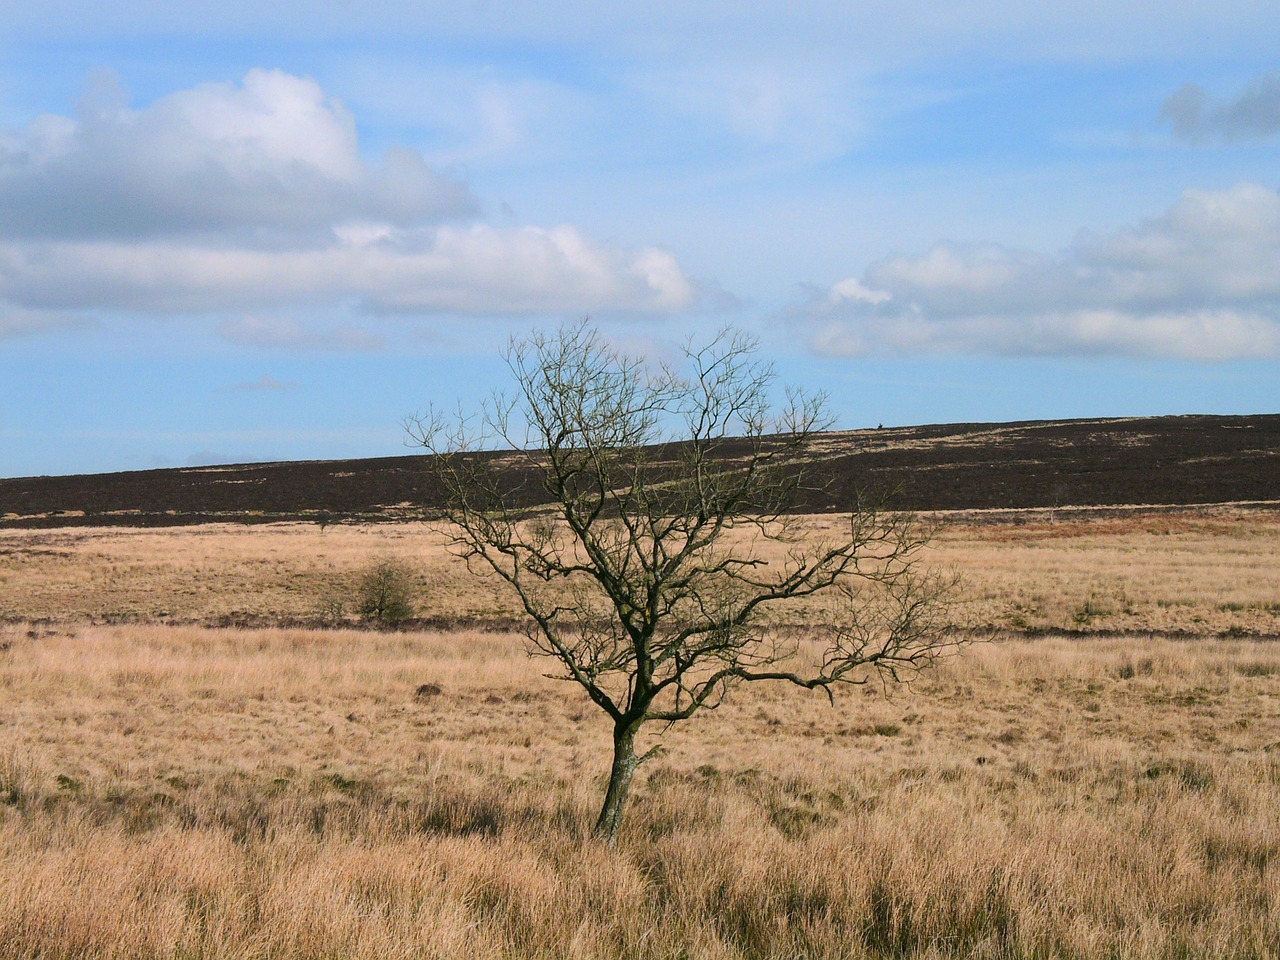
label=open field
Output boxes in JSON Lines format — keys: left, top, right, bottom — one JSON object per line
{"left": 2, "top": 509, "right": 1279, "bottom": 957}
{"left": 3, "top": 623, "right": 1280, "bottom": 958}
{"left": 2, "top": 508, "right": 1279, "bottom": 636}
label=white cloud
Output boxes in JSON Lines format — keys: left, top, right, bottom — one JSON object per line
{"left": 800, "top": 182, "right": 1280, "bottom": 360}
{"left": 1161, "top": 73, "right": 1280, "bottom": 143}
{"left": 0, "top": 71, "right": 697, "bottom": 330}
{"left": 0, "top": 69, "right": 475, "bottom": 240}
{"left": 2, "top": 225, "right": 694, "bottom": 317}
{"left": 827, "top": 278, "right": 890, "bottom": 305}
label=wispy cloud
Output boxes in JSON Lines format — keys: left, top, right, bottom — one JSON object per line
{"left": 1160, "top": 73, "right": 1280, "bottom": 143}
{"left": 797, "top": 182, "right": 1280, "bottom": 361}
{"left": 628, "top": 60, "right": 868, "bottom": 163}
{"left": 0, "top": 306, "right": 95, "bottom": 339}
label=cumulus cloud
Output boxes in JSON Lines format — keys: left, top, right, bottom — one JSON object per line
{"left": 0, "top": 69, "right": 475, "bottom": 240}
{"left": 799, "top": 182, "right": 1280, "bottom": 361}
{"left": 1160, "top": 73, "right": 1280, "bottom": 143}
{"left": 0, "top": 70, "right": 697, "bottom": 335}
{"left": 1, "top": 224, "right": 694, "bottom": 317}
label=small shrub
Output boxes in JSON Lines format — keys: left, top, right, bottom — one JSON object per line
{"left": 357, "top": 559, "right": 416, "bottom": 625}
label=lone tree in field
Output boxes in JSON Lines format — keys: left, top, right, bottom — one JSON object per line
{"left": 408, "top": 321, "right": 958, "bottom": 844}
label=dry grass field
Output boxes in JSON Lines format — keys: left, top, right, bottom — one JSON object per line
{"left": 2, "top": 507, "right": 1278, "bottom": 636}
{"left": 1, "top": 509, "right": 1279, "bottom": 958}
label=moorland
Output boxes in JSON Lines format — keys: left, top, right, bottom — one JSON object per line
{"left": 3, "top": 413, "right": 1278, "bottom": 527}
{"left": 1, "top": 414, "right": 1278, "bottom": 959}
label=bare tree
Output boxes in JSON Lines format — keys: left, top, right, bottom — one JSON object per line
{"left": 407, "top": 321, "right": 959, "bottom": 844}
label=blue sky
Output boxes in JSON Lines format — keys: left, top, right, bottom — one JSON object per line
{"left": 1, "top": 1, "right": 1277, "bottom": 477}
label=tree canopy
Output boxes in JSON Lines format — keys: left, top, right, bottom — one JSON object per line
{"left": 408, "top": 321, "right": 959, "bottom": 843}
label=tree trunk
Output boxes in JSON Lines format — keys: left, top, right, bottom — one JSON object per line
{"left": 593, "top": 720, "right": 641, "bottom": 845}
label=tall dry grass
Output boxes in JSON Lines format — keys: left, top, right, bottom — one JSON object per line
{"left": 2, "top": 509, "right": 1278, "bottom": 635}
{"left": 938, "top": 508, "right": 1280, "bottom": 636}
{"left": 2, "top": 622, "right": 1280, "bottom": 958}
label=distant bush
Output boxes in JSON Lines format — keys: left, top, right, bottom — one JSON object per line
{"left": 357, "top": 559, "right": 416, "bottom": 625}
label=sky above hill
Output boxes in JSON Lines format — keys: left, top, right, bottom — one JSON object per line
{"left": 2, "top": 1, "right": 1278, "bottom": 477}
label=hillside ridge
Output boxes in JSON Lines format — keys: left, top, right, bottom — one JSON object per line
{"left": 3, "top": 413, "right": 1277, "bottom": 528}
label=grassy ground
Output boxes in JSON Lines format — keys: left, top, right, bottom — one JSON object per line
{"left": 2, "top": 624, "right": 1279, "bottom": 958}
{"left": 2, "top": 508, "right": 1278, "bottom": 635}
{"left": 1, "top": 510, "right": 1279, "bottom": 957}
